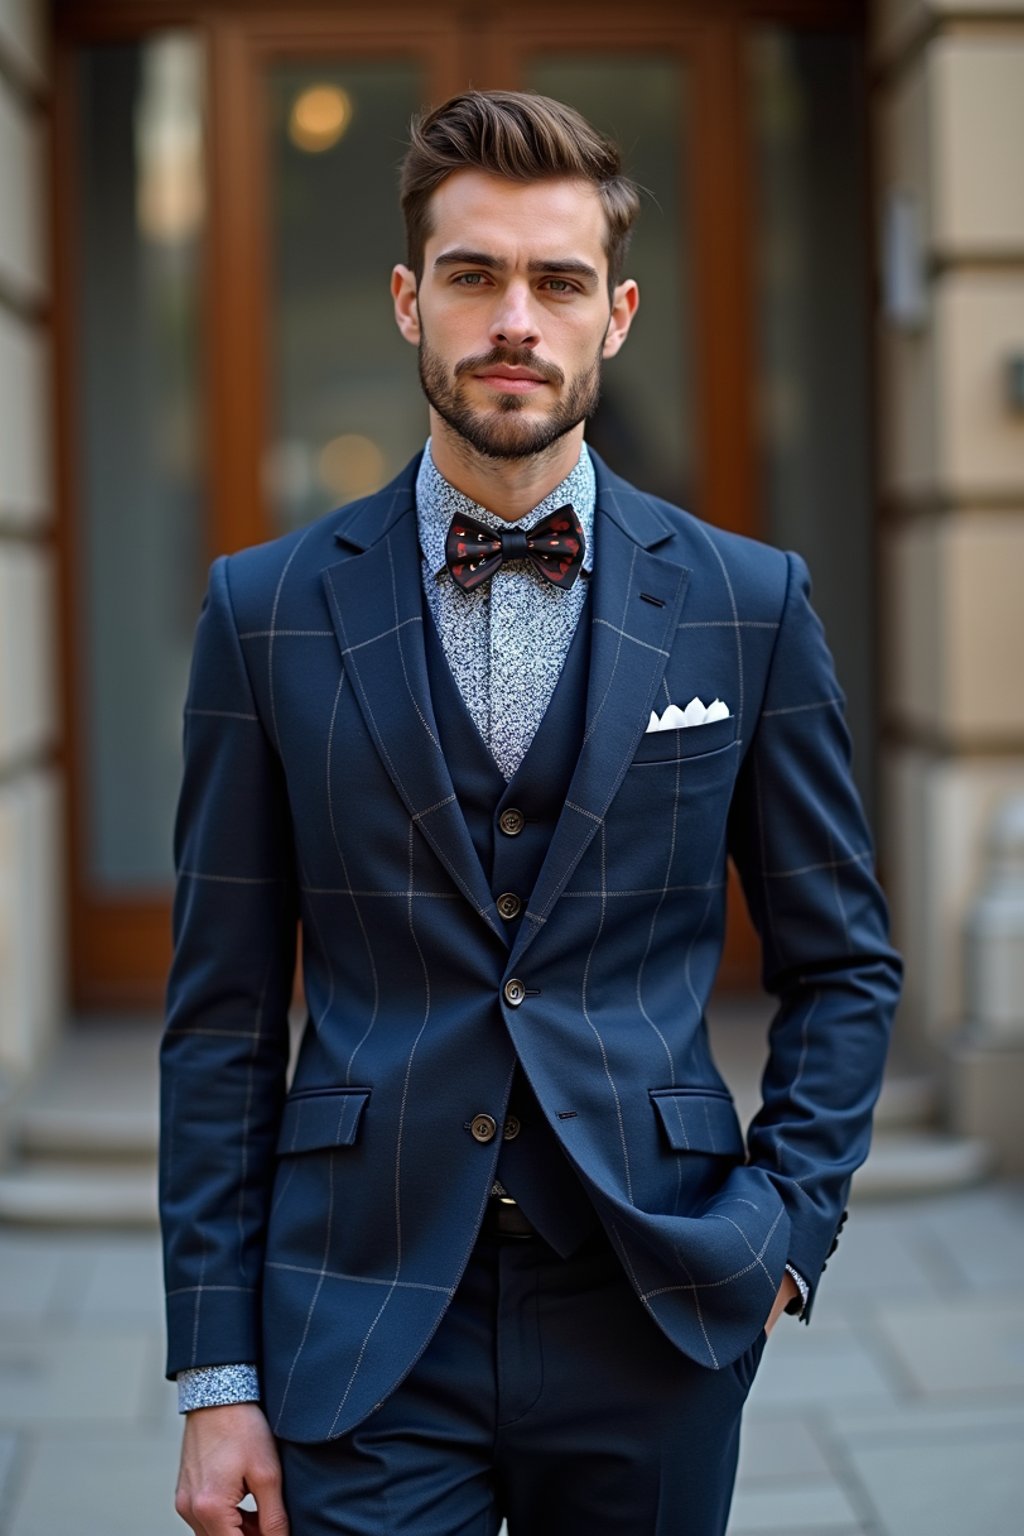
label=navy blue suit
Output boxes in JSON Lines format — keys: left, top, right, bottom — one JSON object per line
{"left": 160, "top": 450, "right": 900, "bottom": 1499}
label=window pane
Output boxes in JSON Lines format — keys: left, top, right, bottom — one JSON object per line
{"left": 526, "top": 58, "right": 695, "bottom": 507}
{"left": 77, "top": 35, "right": 206, "bottom": 889}
{"left": 266, "top": 62, "right": 425, "bottom": 534}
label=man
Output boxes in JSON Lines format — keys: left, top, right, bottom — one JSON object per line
{"left": 162, "top": 90, "right": 901, "bottom": 1535}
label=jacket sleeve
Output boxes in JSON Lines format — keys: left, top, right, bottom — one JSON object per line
{"left": 160, "top": 555, "right": 298, "bottom": 1377}
{"left": 726, "top": 551, "right": 902, "bottom": 1310}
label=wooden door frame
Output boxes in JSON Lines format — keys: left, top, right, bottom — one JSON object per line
{"left": 52, "top": 0, "right": 867, "bottom": 1006}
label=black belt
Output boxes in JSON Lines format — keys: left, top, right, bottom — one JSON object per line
{"left": 483, "top": 1195, "right": 537, "bottom": 1239}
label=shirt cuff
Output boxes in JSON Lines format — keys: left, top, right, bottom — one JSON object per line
{"left": 784, "top": 1263, "right": 810, "bottom": 1317}
{"left": 176, "top": 1363, "right": 261, "bottom": 1414}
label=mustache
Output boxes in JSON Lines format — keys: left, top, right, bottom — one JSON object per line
{"left": 454, "top": 347, "right": 565, "bottom": 388}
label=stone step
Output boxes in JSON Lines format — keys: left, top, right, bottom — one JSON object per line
{"left": 0, "top": 1161, "right": 158, "bottom": 1226}
{"left": 873, "top": 1069, "right": 938, "bottom": 1131}
{"left": 854, "top": 1130, "right": 995, "bottom": 1199}
{"left": 16, "top": 1100, "right": 158, "bottom": 1161}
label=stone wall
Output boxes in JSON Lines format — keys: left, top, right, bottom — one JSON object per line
{"left": 0, "top": 0, "right": 62, "bottom": 1079}
{"left": 872, "top": 0, "right": 1024, "bottom": 1162}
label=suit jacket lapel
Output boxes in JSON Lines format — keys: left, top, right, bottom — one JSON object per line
{"left": 321, "top": 463, "right": 503, "bottom": 941}
{"left": 509, "top": 459, "right": 691, "bottom": 971}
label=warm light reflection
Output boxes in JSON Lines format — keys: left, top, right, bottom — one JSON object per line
{"left": 289, "top": 85, "right": 354, "bottom": 153}
{"left": 135, "top": 36, "right": 205, "bottom": 244}
{"left": 318, "top": 434, "right": 386, "bottom": 501}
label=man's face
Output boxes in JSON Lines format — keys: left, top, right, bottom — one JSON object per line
{"left": 392, "top": 171, "right": 637, "bottom": 461}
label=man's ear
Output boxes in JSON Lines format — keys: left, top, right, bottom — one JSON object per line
{"left": 602, "top": 278, "right": 639, "bottom": 360}
{"left": 392, "top": 264, "right": 421, "bottom": 346}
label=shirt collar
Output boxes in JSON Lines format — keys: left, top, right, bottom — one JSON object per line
{"left": 416, "top": 438, "right": 596, "bottom": 582}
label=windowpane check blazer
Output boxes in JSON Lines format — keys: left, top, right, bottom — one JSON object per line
{"left": 159, "top": 449, "right": 902, "bottom": 1444}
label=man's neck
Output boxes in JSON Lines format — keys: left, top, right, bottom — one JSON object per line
{"left": 428, "top": 413, "right": 585, "bottom": 522}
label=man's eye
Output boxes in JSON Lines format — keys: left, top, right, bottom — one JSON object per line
{"left": 455, "top": 272, "right": 487, "bottom": 286}
{"left": 543, "top": 279, "right": 576, "bottom": 294}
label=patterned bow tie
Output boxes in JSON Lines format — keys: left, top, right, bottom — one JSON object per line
{"left": 445, "top": 505, "right": 585, "bottom": 593}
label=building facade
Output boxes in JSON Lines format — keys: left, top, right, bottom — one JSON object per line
{"left": 0, "top": 0, "right": 1021, "bottom": 1162}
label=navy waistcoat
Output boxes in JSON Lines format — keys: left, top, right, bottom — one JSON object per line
{"left": 421, "top": 583, "right": 600, "bottom": 1256}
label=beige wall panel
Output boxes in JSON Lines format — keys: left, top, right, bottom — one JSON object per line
{"left": 0, "top": 0, "right": 47, "bottom": 89}
{"left": 0, "top": 768, "right": 62, "bottom": 1075}
{"left": 935, "top": 271, "right": 1024, "bottom": 496}
{"left": 945, "top": 513, "right": 1024, "bottom": 736}
{"left": 878, "top": 314, "right": 939, "bottom": 498}
{"left": 886, "top": 512, "right": 1024, "bottom": 738}
{"left": 876, "top": 45, "right": 933, "bottom": 248}
{"left": 0, "top": 81, "right": 46, "bottom": 302}
{"left": 932, "top": 36, "right": 1024, "bottom": 252}
{"left": 0, "top": 307, "right": 49, "bottom": 524}
{"left": 883, "top": 747, "right": 1024, "bottom": 1046}
{"left": 874, "top": 1, "right": 1024, "bottom": 66}
{"left": 0, "top": 541, "right": 56, "bottom": 766}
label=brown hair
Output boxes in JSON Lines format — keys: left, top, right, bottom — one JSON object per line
{"left": 400, "top": 90, "right": 641, "bottom": 293}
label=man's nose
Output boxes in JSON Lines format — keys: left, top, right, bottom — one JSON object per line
{"left": 489, "top": 284, "right": 540, "bottom": 350}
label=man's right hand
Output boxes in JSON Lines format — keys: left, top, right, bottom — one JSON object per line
{"left": 174, "top": 1402, "right": 289, "bottom": 1535}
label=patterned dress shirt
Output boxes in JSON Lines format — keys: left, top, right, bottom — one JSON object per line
{"left": 415, "top": 437, "right": 596, "bottom": 780}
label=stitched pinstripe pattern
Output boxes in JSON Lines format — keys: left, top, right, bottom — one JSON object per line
{"left": 642, "top": 1204, "right": 786, "bottom": 1302}
{"left": 580, "top": 544, "right": 639, "bottom": 754}
{"left": 635, "top": 675, "right": 682, "bottom": 1089}
{"left": 267, "top": 1262, "right": 455, "bottom": 1293}
{"left": 580, "top": 824, "right": 634, "bottom": 1203}
{"left": 324, "top": 666, "right": 381, "bottom": 1083}
{"left": 322, "top": 820, "right": 437, "bottom": 1435}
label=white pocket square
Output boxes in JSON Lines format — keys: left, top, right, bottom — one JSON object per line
{"left": 646, "top": 696, "right": 732, "bottom": 733}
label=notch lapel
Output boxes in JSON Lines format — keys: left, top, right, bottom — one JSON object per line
{"left": 509, "top": 468, "right": 691, "bottom": 971}
{"left": 321, "top": 473, "right": 503, "bottom": 941}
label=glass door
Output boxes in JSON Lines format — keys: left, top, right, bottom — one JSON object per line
{"left": 57, "top": 2, "right": 868, "bottom": 1006}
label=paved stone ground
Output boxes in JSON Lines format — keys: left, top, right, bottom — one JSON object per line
{"left": 1, "top": 1183, "right": 1023, "bottom": 1534}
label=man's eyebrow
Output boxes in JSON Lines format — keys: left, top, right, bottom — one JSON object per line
{"left": 432, "top": 250, "right": 601, "bottom": 288}
{"left": 433, "top": 249, "right": 506, "bottom": 272}
{"left": 527, "top": 258, "right": 600, "bottom": 287}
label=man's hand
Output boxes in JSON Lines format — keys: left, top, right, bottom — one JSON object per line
{"left": 763, "top": 1271, "right": 799, "bottom": 1337}
{"left": 175, "top": 1402, "right": 289, "bottom": 1536}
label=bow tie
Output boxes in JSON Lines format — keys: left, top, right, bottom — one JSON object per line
{"left": 445, "top": 505, "right": 585, "bottom": 593}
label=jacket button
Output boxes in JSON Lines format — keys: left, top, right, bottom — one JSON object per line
{"left": 499, "top": 808, "right": 525, "bottom": 836}
{"left": 470, "top": 1113, "right": 497, "bottom": 1143}
{"left": 497, "top": 892, "right": 521, "bottom": 920}
{"left": 503, "top": 1115, "right": 521, "bottom": 1140}
{"left": 504, "top": 977, "right": 526, "bottom": 1007}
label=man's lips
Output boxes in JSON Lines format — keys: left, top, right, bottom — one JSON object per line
{"left": 473, "top": 367, "right": 550, "bottom": 393}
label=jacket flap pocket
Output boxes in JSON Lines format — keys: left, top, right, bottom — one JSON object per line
{"left": 276, "top": 1088, "right": 371, "bottom": 1155}
{"left": 650, "top": 1088, "right": 745, "bottom": 1156}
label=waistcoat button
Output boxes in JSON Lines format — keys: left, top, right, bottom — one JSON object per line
{"left": 503, "top": 1115, "right": 521, "bottom": 1140}
{"left": 497, "top": 891, "right": 522, "bottom": 920}
{"left": 498, "top": 807, "right": 525, "bottom": 836}
{"left": 503, "top": 977, "right": 526, "bottom": 1007}
{"left": 470, "top": 1113, "right": 497, "bottom": 1143}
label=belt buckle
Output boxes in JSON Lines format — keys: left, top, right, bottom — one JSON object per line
{"left": 488, "top": 1193, "right": 536, "bottom": 1240}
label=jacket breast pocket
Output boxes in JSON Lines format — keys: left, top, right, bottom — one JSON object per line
{"left": 631, "top": 713, "right": 737, "bottom": 767}
{"left": 650, "top": 1087, "right": 745, "bottom": 1158}
{"left": 276, "top": 1086, "right": 372, "bottom": 1155}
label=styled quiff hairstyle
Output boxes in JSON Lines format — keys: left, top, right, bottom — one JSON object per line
{"left": 400, "top": 90, "right": 641, "bottom": 293}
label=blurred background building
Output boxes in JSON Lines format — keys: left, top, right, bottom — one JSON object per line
{"left": 0, "top": 0, "right": 1022, "bottom": 1214}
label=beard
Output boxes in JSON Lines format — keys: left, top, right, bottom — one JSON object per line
{"left": 418, "top": 339, "right": 603, "bottom": 461}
